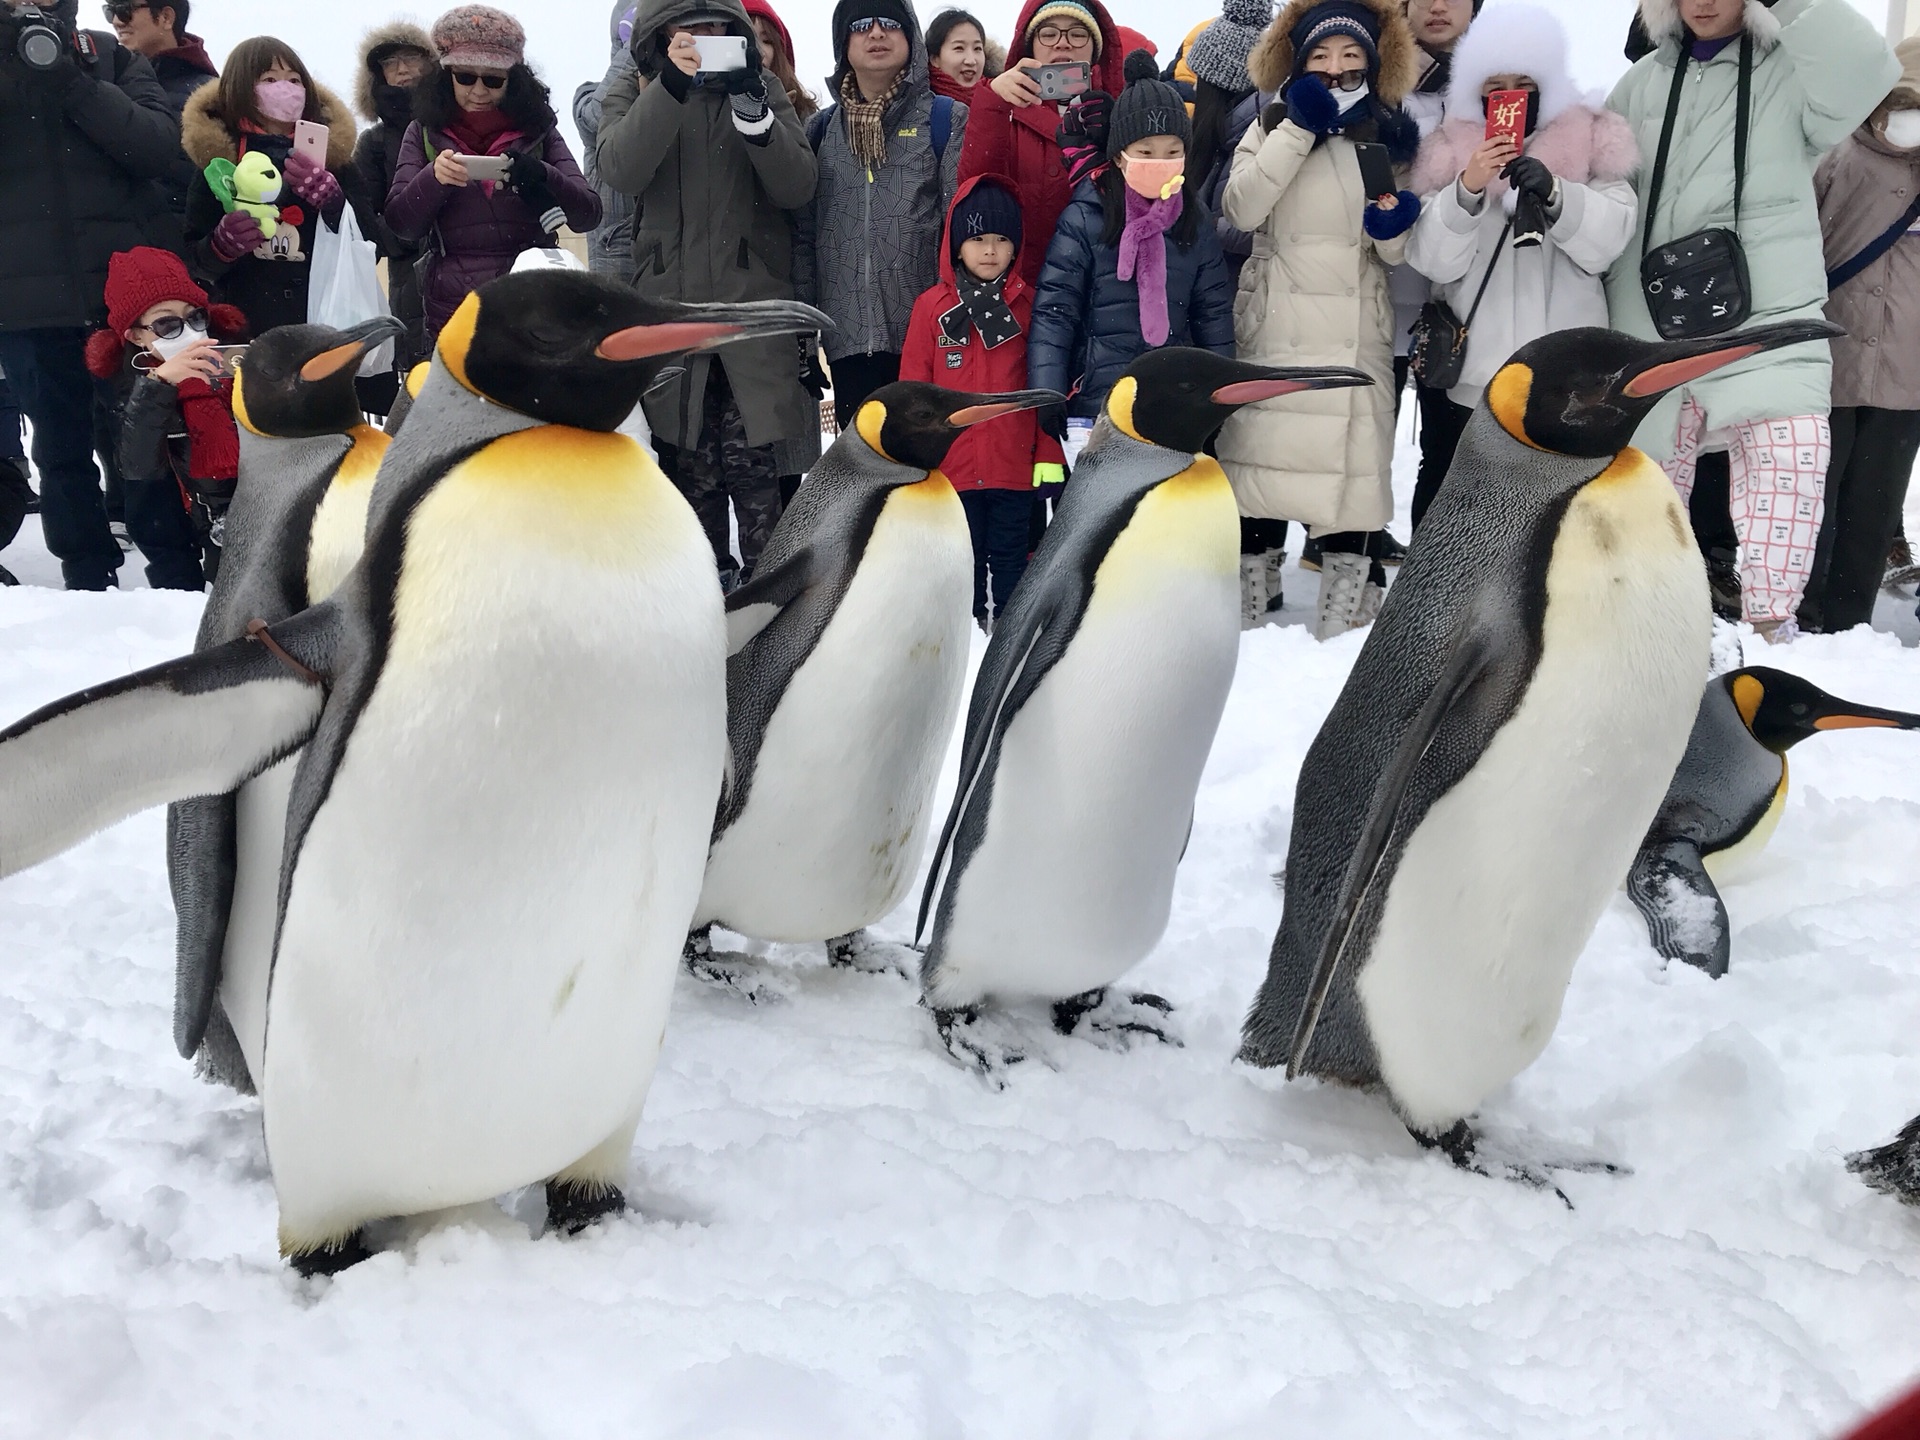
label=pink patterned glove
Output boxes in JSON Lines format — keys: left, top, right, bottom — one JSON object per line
{"left": 209, "top": 209, "right": 265, "bottom": 261}
{"left": 283, "top": 152, "right": 343, "bottom": 215}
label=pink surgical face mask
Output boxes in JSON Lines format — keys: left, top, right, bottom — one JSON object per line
{"left": 1120, "top": 155, "right": 1184, "bottom": 201}
{"left": 255, "top": 79, "right": 307, "bottom": 124}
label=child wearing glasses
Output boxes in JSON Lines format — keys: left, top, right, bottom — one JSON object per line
{"left": 83, "top": 248, "right": 248, "bottom": 589}
{"left": 386, "top": 6, "right": 602, "bottom": 344}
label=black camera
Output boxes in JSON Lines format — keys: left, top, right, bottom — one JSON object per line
{"left": 6, "top": 5, "right": 68, "bottom": 71}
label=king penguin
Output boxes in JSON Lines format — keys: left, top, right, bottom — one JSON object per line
{"left": 1850, "top": 1111, "right": 1920, "bottom": 1206}
{"left": 915, "top": 349, "right": 1370, "bottom": 1072}
{"left": 169, "top": 314, "right": 405, "bottom": 1093}
{"left": 1628, "top": 666, "right": 1920, "bottom": 977}
{"left": 690, "top": 381, "right": 1061, "bottom": 981}
{"left": 1237, "top": 319, "right": 1840, "bottom": 1185}
{"left": 0, "top": 270, "right": 828, "bottom": 1272}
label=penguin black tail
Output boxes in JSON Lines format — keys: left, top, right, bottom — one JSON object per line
{"left": 1849, "top": 1113, "right": 1920, "bottom": 1205}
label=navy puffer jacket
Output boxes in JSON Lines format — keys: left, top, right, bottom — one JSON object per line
{"left": 1028, "top": 179, "right": 1235, "bottom": 419}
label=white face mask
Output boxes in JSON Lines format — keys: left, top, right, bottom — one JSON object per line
{"left": 148, "top": 320, "right": 208, "bottom": 362}
{"left": 1334, "top": 79, "right": 1371, "bottom": 113}
{"left": 1885, "top": 109, "right": 1920, "bottom": 149}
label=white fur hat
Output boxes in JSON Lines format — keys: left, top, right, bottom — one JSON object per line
{"left": 1444, "top": 2, "right": 1577, "bottom": 130}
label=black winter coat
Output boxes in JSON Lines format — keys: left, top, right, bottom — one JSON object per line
{"left": 350, "top": 118, "right": 426, "bottom": 365}
{"left": 0, "top": 11, "right": 181, "bottom": 331}
{"left": 146, "top": 36, "right": 218, "bottom": 218}
{"left": 1028, "top": 180, "right": 1236, "bottom": 419}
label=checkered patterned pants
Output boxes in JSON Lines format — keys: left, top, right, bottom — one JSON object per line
{"left": 1663, "top": 396, "right": 1830, "bottom": 623}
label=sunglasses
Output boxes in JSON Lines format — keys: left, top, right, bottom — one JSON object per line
{"left": 451, "top": 70, "right": 508, "bottom": 89}
{"left": 138, "top": 308, "right": 209, "bottom": 340}
{"left": 101, "top": 2, "right": 152, "bottom": 21}
{"left": 847, "top": 17, "right": 903, "bottom": 33}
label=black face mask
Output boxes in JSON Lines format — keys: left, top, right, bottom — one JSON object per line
{"left": 1481, "top": 86, "right": 1541, "bottom": 136}
{"left": 372, "top": 79, "right": 415, "bottom": 128}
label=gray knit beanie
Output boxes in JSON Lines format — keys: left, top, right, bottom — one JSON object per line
{"left": 1185, "top": 0, "right": 1272, "bottom": 93}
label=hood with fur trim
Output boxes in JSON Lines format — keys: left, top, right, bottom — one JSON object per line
{"left": 1249, "top": 0, "right": 1414, "bottom": 105}
{"left": 1444, "top": 3, "right": 1577, "bottom": 131}
{"left": 1412, "top": 101, "right": 1638, "bottom": 201}
{"left": 181, "top": 82, "right": 359, "bottom": 172}
{"left": 354, "top": 22, "right": 438, "bottom": 122}
{"left": 1636, "top": 0, "right": 1782, "bottom": 53}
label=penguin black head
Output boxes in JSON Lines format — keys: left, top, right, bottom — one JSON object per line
{"left": 1726, "top": 666, "right": 1920, "bottom": 754}
{"left": 1486, "top": 321, "right": 1844, "bottom": 460}
{"left": 1106, "top": 349, "right": 1372, "bottom": 454}
{"left": 437, "top": 271, "right": 831, "bottom": 431}
{"left": 850, "top": 382, "right": 1064, "bottom": 473}
{"left": 232, "top": 316, "right": 405, "bottom": 439}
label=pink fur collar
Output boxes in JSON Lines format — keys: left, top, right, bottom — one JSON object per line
{"left": 1411, "top": 105, "right": 1639, "bottom": 201}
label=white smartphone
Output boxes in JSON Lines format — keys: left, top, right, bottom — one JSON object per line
{"left": 459, "top": 153, "right": 513, "bottom": 182}
{"left": 692, "top": 34, "right": 747, "bottom": 72}
{"left": 292, "top": 119, "right": 329, "bottom": 167}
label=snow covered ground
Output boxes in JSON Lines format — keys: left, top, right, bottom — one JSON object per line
{"left": 4, "top": 418, "right": 1920, "bottom": 1438}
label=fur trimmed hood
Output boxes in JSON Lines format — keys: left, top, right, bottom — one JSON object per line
{"left": 1249, "top": 0, "right": 1415, "bottom": 105}
{"left": 1445, "top": 3, "right": 1577, "bottom": 131}
{"left": 181, "top": 82, "right": 359, "bottom": 171}
{"left": 355, "top": 22, "right": 437, "bottom": 122}
{"left": 1412, "top": 103, "right": 1638, "bottom": 202}
{"left": 1636, "top": 0, "right": 1782, "bottom": 53}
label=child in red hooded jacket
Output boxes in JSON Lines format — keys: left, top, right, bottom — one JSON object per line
{"left": 901, "top": 175, "right": 1064, "bottom": 629}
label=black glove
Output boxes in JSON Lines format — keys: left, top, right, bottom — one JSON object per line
{"left": 1260, "top": 100, "right": 1286, "bottom": 135}
{"left": 507, "top": 151, "right": 565, "bottom": 235}
{"left": 722, "top": 34, "right": 765, "bottom": 93}
{"left": 1056, "top": 90, "right": 1111, "bottom": 153}
{"left": 1037, "top": 404, "right": 1067, "bottom": 443}
{"left": 1283, "top": 74, "right": 1341, "bottom": 135}
{"left": 1501, "top": 155, "right": 1556, "bottom": 204}
{"left": 649, "top": 36, "right": 693, "bottom": 102}
{"left": 799, "top": 338, "right": 829, "bottom": 399}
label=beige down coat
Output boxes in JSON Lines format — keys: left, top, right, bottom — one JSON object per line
{"left": 1214, "top": 0, "right": 1417, "bottom": 534}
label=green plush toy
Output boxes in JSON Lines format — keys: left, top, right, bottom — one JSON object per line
{"left": 202, "top": 152, "right": 285, "bottom": 238}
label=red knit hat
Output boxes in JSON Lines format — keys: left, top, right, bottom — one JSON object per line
{"left": 741, "top": 0, "right": 794, "bottom": 64}
{"left": 86, "top": 247, "right": 247, "bottom": 378}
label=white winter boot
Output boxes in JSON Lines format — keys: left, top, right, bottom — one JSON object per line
{"left": 1261, "top": 549, "right": 1286, "bottom": 622}
{"left": 1239, "top": 554, "right": 1268, "bottom": 629}
{"left": 1312, "top": 550, "right": 1372, "bottom": 641}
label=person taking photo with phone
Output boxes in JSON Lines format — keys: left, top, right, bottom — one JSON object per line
{"left": 1403, "top": 3, "right": 1638, "bottom": 527}
{"left": 1216, "top": 0, "right": 1422, "bottom": 641}
{"left": 385, "top": 6, "right": 600, "bottom": 345}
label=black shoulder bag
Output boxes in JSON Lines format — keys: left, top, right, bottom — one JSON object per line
{"left": 1409, "top": 215, "right": 1512, "bottom": 390}
{"left": 1639, "top": 36, "right": 1753, "bottom": 340}
{"left": 1827, "top": 190, "right": 1920, "bottom": 291}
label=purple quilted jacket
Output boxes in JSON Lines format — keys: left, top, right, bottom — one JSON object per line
{"left": 385, "top": 120, "right": 602, "bottom": 339}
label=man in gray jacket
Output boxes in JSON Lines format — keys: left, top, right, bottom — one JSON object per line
{"left": 596, "top": 0, "right": 818, "bottom": 588}
{"left": 796, "top": 0, "right": 966, "bottom": 426}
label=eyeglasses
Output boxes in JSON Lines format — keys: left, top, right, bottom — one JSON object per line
{"left": 451, "top": 70, "right": 508, "bottom": 89}
{"left": 1324, "top": 67, "right": 1368, "bottom": 91}
{"left": 1032, "top": 24, "right": 1093, "bottom": 49}
{"left": 101, "top": 2, "right": 152, "bottom": 22}
{"left": 847, "top": 17, "right": 903, "bottom": 33}
{"left": 137, "top": 308, "right": 208, "bottom": 340}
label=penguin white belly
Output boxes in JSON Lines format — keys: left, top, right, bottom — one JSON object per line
{"left": 219, "top": 757, "right": 294, "bottom": 1081}
{"left": 1701, "top": 766, "right": 1787, "bottom": 883}
{"left": 699, "top": 477, "right": 971, "bottom": 940}
{"left": 929, "top": 464, "right": 1239, "bottom": 1006}
{"left": 1356, "top": 451, "right": 1710, "bottom": 1131}
{"left": 259, "top": 431, "right": 724, "bottom": 1248}
{"left": 304, "top": 429, "right": 383, "bottom": 601}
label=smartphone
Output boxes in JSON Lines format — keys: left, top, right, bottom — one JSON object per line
{"left": 291, "top": 119, "right": 329, "bottom": 168}
{"left": 211, "top": 345, "right": 249, "bottom": 377}
{"left": 459, "top": 152, "right": 513, "bottom": 182}
{"left": 692, "top": 34, "right": 747, "bottom": 72}
{"left": 1354, "top": 141, "right": 1397, "bottom": 202}
{"left": 1033, "top": 61, "right": 1091, "bottom": 100}
{"left": 1484, "top": 89, "right": 1530, "bottom": 148}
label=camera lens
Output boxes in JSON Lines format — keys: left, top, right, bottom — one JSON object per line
{"left": 18, "top": 24, "right": 64, "bottom": 70}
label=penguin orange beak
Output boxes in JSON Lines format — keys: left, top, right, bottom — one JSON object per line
{"left": 1620, "top": 320, "right": 1843, "bottom": 400}
{"left": 596, "top": 300, "right": 833, "bottom": 361}
{"left": 299, "top": 316, "right": 407, "bottom": 383}
{"left": 1211, "top": 366, "right": 1371, "bottom": 405}
{"left": 1812, "top": 704, "right": 1920, "bottom": 731}
{"left": 947, "top": 389, "right": 1063, "bottom": 426}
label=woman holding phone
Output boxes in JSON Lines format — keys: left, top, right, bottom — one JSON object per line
{"left": 385, "top": 6, "right": 602, "bottom": 343}
{"left": 181, "top": 37, "right": 365, "bottom": 333}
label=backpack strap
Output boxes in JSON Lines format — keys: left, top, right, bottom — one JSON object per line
{"left": 930, "top": 94, "right": 952, "bottom": 165}
{"left": 1828, "top": 190, "right": 1920, "bottom": 292}
{"left": 807, "top": 105, "right": 834, "bottom": 151}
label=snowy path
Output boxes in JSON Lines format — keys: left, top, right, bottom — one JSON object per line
{"left": 3, "top": 575, "right": 1920, "bottom": 1438}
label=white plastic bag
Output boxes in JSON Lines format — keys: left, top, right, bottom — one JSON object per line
{"left": 308, "top": 205, "right": 393, "bottom": 376}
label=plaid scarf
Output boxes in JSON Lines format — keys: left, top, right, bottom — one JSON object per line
{"left": 839, "top": 69, "right": 904, "bottom": 171}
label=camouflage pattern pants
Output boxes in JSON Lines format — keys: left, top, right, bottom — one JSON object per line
{"left": 654, "top": 366, "right": 784, "bottom": 581}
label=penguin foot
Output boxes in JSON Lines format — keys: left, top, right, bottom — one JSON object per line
{"left": 545, "top": 1179, "right": 628, "bottom": 1235}
{"left": 1050, "top": 989, "right": 1181, "bottom": 1050}
{"left": 931, "top": 1006, "right": 1028, "bottom": 1088}
{"left": 1848, "top": 1114, "right": 1920, "bottom": 1205}
{"left": 286, "top": 1230, "right": 376, "bottom": 1277}
{"left": 1411, "top": 1121, "right": 1625, "bottom": 1210}
{"left": 824, "top": 930, "right": 917, "bottom": 979}
{"left": 683, "top": 926, "right": 789, "bottom": 1004}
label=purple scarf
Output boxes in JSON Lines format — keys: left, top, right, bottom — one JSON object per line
{"left": 1116, "top": 188, "right": 1184, "bottom": 347}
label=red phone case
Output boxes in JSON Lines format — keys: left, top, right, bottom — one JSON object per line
{"left": 1484, "top": 89, "right": 1528, "bottom": 149}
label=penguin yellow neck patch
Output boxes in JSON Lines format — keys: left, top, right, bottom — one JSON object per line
{"left": 437, "top": 294, "right": 482, "bottom": 397}
{"left": 1106, "top": 378, "right": 1144, "bottom": 442}
{"left": 1487, "top": 365, "right": 1545, "bottom": 451}
{"left": 231, "top": 371, "right": 264, "bottom": 437}
{"left": 856, "top": 401, "right": 890, "bottom": 460}
{"left": 1732, "top": 673, "right": 1765, "bottom": 728}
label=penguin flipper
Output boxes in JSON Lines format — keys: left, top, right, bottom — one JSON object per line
{"left": 0, "top": 618, "right": 333, "bottom": 881}
{"left": 1625, "top": 837, "right": 1730, "bottom": 977}
{"left": 1285, "top": 628, "right": 1498, "bottom": 1078}
{"left": 724, "top": 546, "right": 817, "bottom": 656}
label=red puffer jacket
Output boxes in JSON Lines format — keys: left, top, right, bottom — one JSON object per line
{"left": 955, "top": 0, "right": 1126, "bottom": 287}
{"left": 900, "top": 174, "right": 1065, "bottom": 493}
